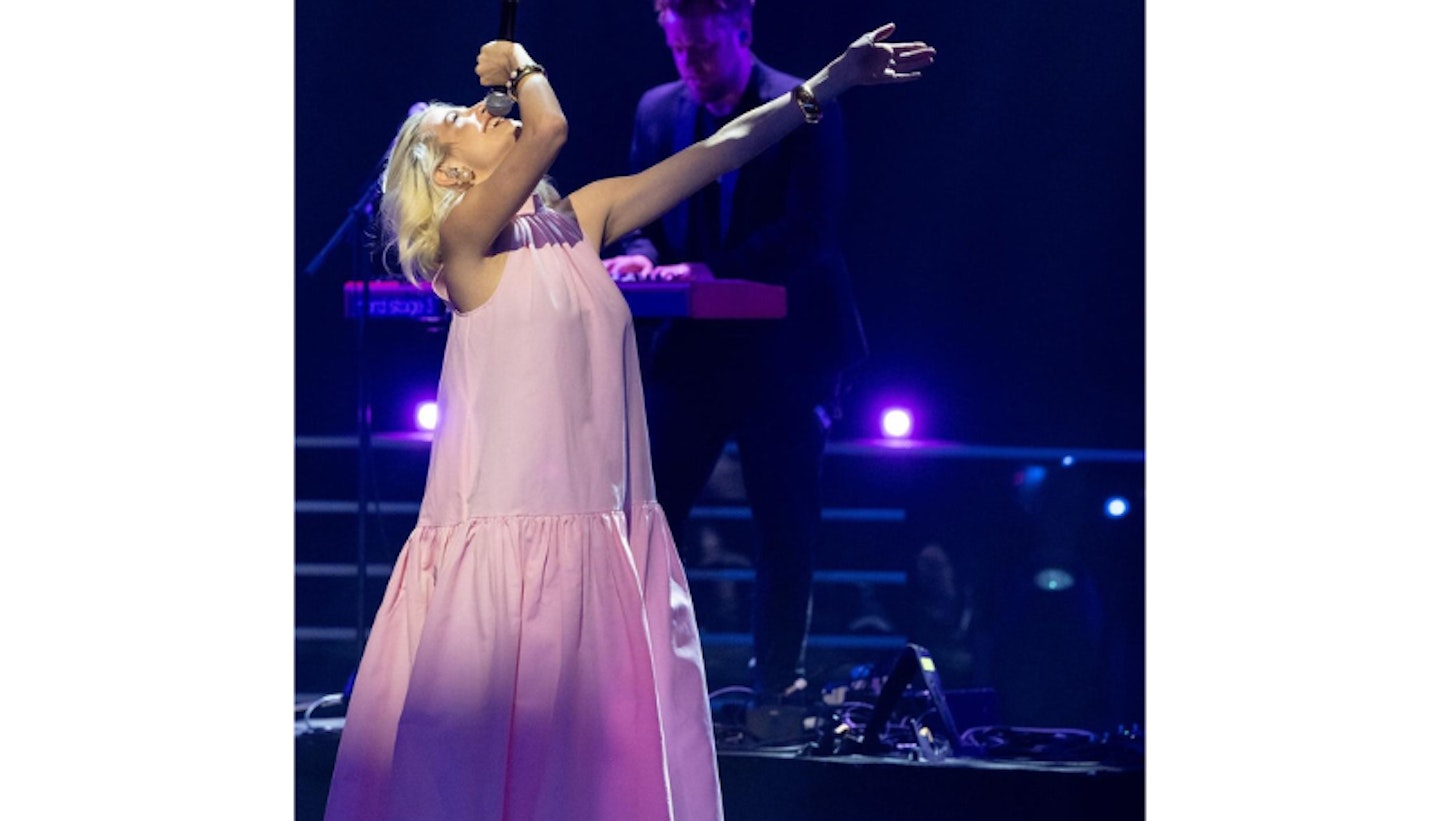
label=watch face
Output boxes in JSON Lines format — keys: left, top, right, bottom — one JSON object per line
{"left": 793, "top": 85, "right": 821, "bottom": 122}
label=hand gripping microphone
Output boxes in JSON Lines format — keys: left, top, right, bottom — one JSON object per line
{"left": 483, "top": 0, "right": 521, "bottom": 117}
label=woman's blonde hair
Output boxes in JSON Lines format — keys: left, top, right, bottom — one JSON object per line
{"left": 378, "top": 102, "right": 562, "bottom": 288}
{"left": 378, "top": 103, "right": 463, "bottom": 287}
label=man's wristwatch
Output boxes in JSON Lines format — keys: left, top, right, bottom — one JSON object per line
{"left": 791, "top": 83, "right": 822, "bottom": 124}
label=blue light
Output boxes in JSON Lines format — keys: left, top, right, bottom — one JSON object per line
{"left": 1061, "top": 455, "right": 1075, "bottom": 467}
{"left": 1013, "top": 465, "right": 1047, "bottom": 489}
{"left": 1034, "top": 568, "right": 1075, "bottom": 592}
{"left": 1105, "top": 496, "right": 1130, "bottom": 518}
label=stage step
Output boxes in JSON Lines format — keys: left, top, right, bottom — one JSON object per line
{"left": 294, "top": 433, "right": 1146, "bottom": 731}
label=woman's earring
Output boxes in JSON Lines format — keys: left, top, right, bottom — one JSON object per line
{"left": 443, "top": 166, "right": 475, "bottom": 187}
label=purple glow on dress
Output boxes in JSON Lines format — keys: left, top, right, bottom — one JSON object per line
{"left": 488, "top": 195, "right": 584, "bottom": 255}
{"left": 325, "top": 184, "right": 722, "bottom": 821}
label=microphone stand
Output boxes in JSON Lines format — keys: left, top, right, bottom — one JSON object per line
{"left": 304, "top": 158, "right": 386, "bottom": 678}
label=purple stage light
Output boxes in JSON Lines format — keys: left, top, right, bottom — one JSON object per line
{"left": 415, "top": 401, "right": 439, "bottom": 431}
{"left": 880, "top": 407, "right": 914, "bottom": 439}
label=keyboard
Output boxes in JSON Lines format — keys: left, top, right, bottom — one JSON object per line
{"left": 342, "top": 278, "right": 786, "bottom": 320}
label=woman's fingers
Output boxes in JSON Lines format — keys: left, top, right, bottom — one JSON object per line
{"left": 852, "top": 22, "right": 895, "bottom": 48}
{"left": 879, "top": 42, "right": 935, "bottom": 81}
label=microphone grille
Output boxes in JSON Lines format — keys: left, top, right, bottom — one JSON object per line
{"left": 484, "top": 91, "right": 515, "bottom": 118}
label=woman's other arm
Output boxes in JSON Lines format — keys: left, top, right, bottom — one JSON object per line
{"left": 568, "top": 23, "right": 934, "bottom": 250}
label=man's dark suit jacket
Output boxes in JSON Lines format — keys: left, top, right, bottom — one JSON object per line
{"left": 619, "top": 59, "right": 868, "bottom": 388}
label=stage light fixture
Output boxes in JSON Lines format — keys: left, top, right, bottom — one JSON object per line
{"left": 415, "top": 401, "right": 439, "bottom": 431}
{"left": 1105, "top": 496, "right": 1130, "bottom": 518}
{"left": 1034, "top": 568, "right": 1075, "bottom": 591}
{"left": 880, "top": 407, "right": 914, "bottom": 439}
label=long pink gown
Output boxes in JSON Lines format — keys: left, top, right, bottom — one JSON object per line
{"left": 323, "top": 195, "right": 724, "bottom": 821}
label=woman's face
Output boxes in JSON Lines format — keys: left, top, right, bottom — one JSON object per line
{"left": 426, "top": 103, "right": 521, "bottom": 183}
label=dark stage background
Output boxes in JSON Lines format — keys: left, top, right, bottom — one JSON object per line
{"left": 294, "top": 0, "right": 1145, "bottom": 733}
{"left": 295, "top": 0, "right": 1143, "bottom": 447}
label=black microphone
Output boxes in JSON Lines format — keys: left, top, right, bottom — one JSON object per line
{"left": 498, "top": 0, "right": 518, "bottom": 38}
{"left": 483, "top": 0, "right": 522, "bottom": 117}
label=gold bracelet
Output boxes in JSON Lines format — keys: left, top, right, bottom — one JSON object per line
{"left": 791, "top": 83, "right": 822, "bottom": 124}
{"left": 508, "top": 63, "right": 547, "bottom": 98}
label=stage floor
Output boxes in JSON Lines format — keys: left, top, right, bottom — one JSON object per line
{"left": 296, "top": 711, "right": 1143, "bottom": 821}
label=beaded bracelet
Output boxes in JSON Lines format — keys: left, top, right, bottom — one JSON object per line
{"left": 508, "top": 63, "right": 547, "bottom": 98}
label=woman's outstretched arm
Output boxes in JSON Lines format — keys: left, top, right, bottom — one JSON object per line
{"left": 568, "top": 23, "right": 935, "bottom": 250}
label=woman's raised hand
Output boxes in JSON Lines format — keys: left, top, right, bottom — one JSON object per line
{"left": 475, "top": 40, "right": 524, "bottom": 88}
{"left": 832, "top": 23, "right": 936, "bottom": 89}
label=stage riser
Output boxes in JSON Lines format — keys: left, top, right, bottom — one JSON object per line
{"left": 297, "top": 439, "right": 1144, "bottom": 730}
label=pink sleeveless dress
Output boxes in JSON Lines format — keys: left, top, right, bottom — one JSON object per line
{"left": 323, "top": 196, "right": 724, "bottom": 821}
